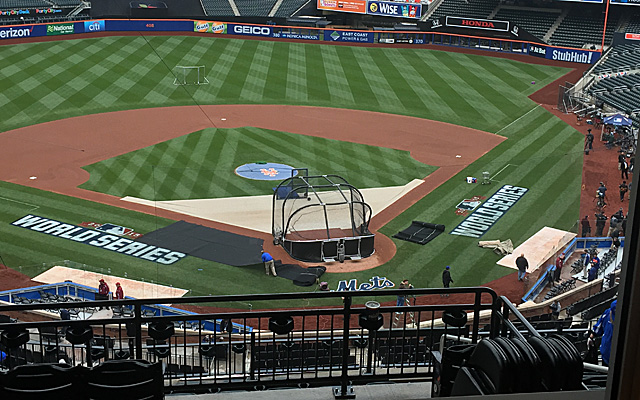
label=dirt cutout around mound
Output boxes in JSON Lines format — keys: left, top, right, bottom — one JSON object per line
{"left": 0, "top": 105, "right": 504, "bottom": 272}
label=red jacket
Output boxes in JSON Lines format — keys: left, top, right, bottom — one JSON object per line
{"left": 98, "top": 282, "right": 109, "bottom": 295}
{"left": 115, "top": 286, "right": 124, "bottom": 300}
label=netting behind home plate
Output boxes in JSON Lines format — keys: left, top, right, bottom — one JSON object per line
{"left": 272, "top": 174, "right": 374, "bottom": 262}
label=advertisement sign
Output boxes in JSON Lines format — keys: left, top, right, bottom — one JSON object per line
{"left": 545, "top": 46, "right": 601, "bottom": 64}
{"left": 527, "top": 43, "right": 547, "bottom": 58}
{"left": 317, "top": 0, "right": 367, "bottom": 13}
{"left": 625, "top": 33, "right": 640, "bottom": 40}
{"left": 11, "top": 215, "right": 187, "bottom": 265}
{"left": 367, "top": 1, "right": 421, "bottom": 19}
{"left": 46, "top": 23, "right": 74, "bottom": 36}
{"left": 0, "top": 25, "right": 36, "bottom": 40}
{"left": 446, "top": 16, "right": 509, "bottom": 32}
{"left": 227, "top": 24, "right": 273, "bottom": 37}
{"left": 273, "top": 31, "right": 320, "bottom": 40}
{"left": 84, "top": 20, "right": 105, "bottom": 33}
{"left": 611, "top": 0, "right": 640, "bottom": 4}
{"left": 194, "top": 21, "right": 226, "bottom": 34}
{"left": 105, "top": 20, "right": 192, "bottom": 32}
{"left": 324, "top": 30, "right": 374, "bottom": 43}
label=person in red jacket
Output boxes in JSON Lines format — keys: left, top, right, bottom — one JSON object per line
{"left": 115, "top": 282, "right": 124, "bottom": 300}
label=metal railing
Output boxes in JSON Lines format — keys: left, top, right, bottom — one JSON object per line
{"left": 0, "top": 287, "right": 578, "bottom": 395}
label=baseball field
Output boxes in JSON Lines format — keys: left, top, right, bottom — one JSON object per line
{"left": 0, "top": 34, "right": 585, "bottom": 306}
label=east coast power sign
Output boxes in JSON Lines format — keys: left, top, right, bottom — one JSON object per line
{"left": 11, "top": 215, "right": 186, "bottom": 265}
{"left": 450, "top": 185, "right": 528, "bottom": 238}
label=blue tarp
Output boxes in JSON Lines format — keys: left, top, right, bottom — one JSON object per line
{"left": 603, "top": 113, "right": 632, "bottom": 126}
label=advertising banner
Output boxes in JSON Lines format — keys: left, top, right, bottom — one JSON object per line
{"left": 446, "top": 16, "right": 509, "bottom": 32}
{"left": 625, "top": 33, "right": 640, "bottom": 40}
{"left": 611, "top": 0, "right": 640, "bottom": 4}
{"left": 317, "top": 0, "right": 367, "bottom": 13}
{"left": 46, "top": 23, "right": 74, "bottom": 36}
{"left": 273, "top": 31, "right": 320, "bottom": 40}
{"left": 84, "top": 20, "right": 106, "bottom": 33}
{"left": 545, "top": 46, "right": 601, "bottom": 64}
{"left": 194, "top": 20, "right": 226, "bottom": 34}
{"left": 324, "top": 30, "right": 374, "bottom": 43}
{"left": 105, "top": 20, "right": 192, "bottom": 32}
{"left": 367, "top": 1, "right": 421, "bottom": 19}
{"left": 227, "top": 23, "right": 273, "bottom": 37}
{"left": 527, "top": 43, "right": 547, "bottom": 58}
{"left": 0, "top": 25, "right": 47, "bottom": 40}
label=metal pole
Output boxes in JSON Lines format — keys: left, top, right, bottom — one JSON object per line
{"left": 333, "top": 295, "right": 355, "bottom": 399}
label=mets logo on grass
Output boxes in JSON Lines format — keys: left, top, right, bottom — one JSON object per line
{"left": 11, "top": 215, "right": 186, "bottom": 265}
{"left": 450, "top": 185, "right": 527, "bottom": 238}
{"left": 335, "top": 276, "right": 395, "bottom": 292}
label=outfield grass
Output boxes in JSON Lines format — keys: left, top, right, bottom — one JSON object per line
{"left": 0, "top": 35, "right": 583, "bottom": 304}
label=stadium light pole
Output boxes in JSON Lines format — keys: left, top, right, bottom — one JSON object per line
{"left": 601, "top": 0, "right": 611, "bottom": 51}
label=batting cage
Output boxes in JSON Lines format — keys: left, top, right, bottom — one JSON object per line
{"left": 272, "top": 174, "right": 374, "bottom": 263}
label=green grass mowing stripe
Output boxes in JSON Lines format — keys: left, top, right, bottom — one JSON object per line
{"left": 318, "top": 45, "right": 357, "bottom": 105}
{"left": 286, "top": 43, "right": 308, "bottom": 102}
{"left": 412, "top": 51, "right": 489, "bottom": 129}
{"left": 215, "top": 40, "right": 261, "bottom": 101}
{"left": 263, "top": 42, "right": 289, "bottom": 102}
{"left": 239, "top": 40, "right": 273, "bottom": 102}
{"left": 436, "top": 52, "right": 514, "bottom": 121}
{"left": 303, "top": 43, "right": 331, "bottom": 103}
{"left": 350, "top": 47, "right": 403, "bottom": 112}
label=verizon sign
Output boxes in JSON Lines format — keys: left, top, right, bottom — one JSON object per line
{"left": 446, "top": 16, "right": 509, "bottom": 32}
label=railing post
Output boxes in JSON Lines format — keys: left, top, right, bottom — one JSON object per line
{"left": 333, "top": 295, "right": 355, "bottom": 399}
{"left": 134, "top": 303, "right": 143, "bottom": 359}
{"left": 471, "top": 292, "right": 481, "bottom": 343}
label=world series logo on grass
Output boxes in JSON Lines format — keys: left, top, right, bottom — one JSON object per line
{"left": 12, "top": 215, "right": 186, "bottom": 265}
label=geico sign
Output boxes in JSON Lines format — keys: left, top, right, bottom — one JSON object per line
{"left": 233, "top": 25, "right": 270, "bottom": 36}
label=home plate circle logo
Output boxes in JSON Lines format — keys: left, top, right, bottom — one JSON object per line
{"left": 235, "top": 162, "right": 298, "bottom": 180}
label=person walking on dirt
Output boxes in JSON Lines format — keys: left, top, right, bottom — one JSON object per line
{"left": 621, "top": 158, "right": 630, "bottom": 180}
{"left": 585, "top": 129, "right": 594, "bottom": 155}
{"left": 619, "top": 181, "right": 629, "bottom": 202}
{"left": 581, "top": 215, "right": 592, "bottom": 237}
{"left": 261, "top": 250, "right": 277, "bottom": 276}
{"left": 516, "top": 253, "right": 529, "bottom": 281}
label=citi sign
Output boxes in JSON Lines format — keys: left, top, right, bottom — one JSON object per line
{"left": 0, "top": 26, "right": 33, "bottom": 39}
{"left": 84, "top": 20, "right": 105, "bottom": 33}
{"left": 232, "top": 25, "right": 271, "bottom": 36}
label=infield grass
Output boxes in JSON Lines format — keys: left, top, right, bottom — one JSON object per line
{"left": 0, "top": 35, "right": 583, "bottom": 304}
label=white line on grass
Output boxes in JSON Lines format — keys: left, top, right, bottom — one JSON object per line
{"left": 490, "top": 164, "right": 518, "bottom": 182}
{"left": 495, "top": 104, "right": 541, "bottom": 135}
{"left": 0, "top": 196, "right": 39, "bottom": 211}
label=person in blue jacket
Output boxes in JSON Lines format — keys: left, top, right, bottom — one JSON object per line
{"left": 593, "top": 299, "right": 617, "bottom": 366}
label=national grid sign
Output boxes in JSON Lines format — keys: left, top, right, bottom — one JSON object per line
{"left": 450, "top": 185, "right": 528, "bottom": 238}
{"left": 11, "top": 215, "right": 186, "bottom": 265}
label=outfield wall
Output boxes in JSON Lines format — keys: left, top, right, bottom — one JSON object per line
{"left": 0, "top": 19, "right": 601, "bottom": 64}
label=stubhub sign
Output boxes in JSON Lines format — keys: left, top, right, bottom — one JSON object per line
{"left": 545, "top": 46, "right": 600, "bottom": 64}
{"left": 84, "top": 20, "right": 105, "bottom": 33}
{"left": 228, "top": 24, "right": 272, "bottom": 37}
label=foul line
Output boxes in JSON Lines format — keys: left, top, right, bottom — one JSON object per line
{"left": 495, "top": 104, "right": 541, "bottom": 135}
{"left": 490, "top": 164, "right": 518, "bottom": 182}
{"left": 0, "top": 196, "right": 39, "bottom": 211}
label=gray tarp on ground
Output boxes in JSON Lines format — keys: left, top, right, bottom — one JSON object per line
{"left": 478, "top": 239, "right": 514, "bottom": 256}
{"left": 137, "top": 220, "right": 263, "bottom": 266}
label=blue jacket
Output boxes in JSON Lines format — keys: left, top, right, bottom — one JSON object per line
{"left": 594, "top": 300, "right": 617, "bottom": 365}
{"left": 261, "top": 252, "right": 273, "bottom": 262}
